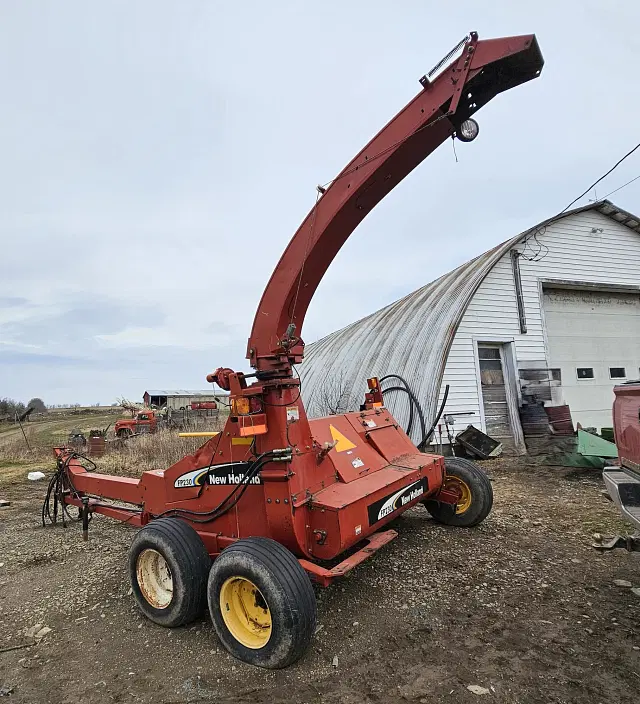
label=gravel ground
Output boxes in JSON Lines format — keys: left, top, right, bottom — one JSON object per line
{"left": 1, "top": 457, "right": 639, "bottom": 704}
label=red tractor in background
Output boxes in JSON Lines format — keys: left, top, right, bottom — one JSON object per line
{"left": 45, "top": 33, "right": 544, "bottom": 668}
{"left": 114, "top": 410, "right": 160, "bottom": 438}
{"left": 114, "top": 402, "right": 219, "bottom": 438}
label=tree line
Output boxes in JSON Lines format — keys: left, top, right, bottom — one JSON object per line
{"left": 0, "top": 397, "right": 47, "bottom": 417}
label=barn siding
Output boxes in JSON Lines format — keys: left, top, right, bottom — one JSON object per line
{"left": 439, "top": 209, "right": 640, "bottom": 437}
{"left": 301, "top": 202, "right": 640, "bottom": 445}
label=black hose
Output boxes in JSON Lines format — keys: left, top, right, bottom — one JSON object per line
{"left": 42, "top": 452, "right": 95, "bottom": 527}
{"left": 379, "top": 374, "right": 450, "bottom": 452}
{"left": 379, "top": 374, "right": 427, "bottom": 450}
{"left": 379, "top": 386, "right": 426, "bottom": 446}
{"left": 423, "top": 384, "right": 450, "bottom": 446}
{"left": 379, "top": 375, "right": 414, "bottom": 435}
{"left": 379, "top": 385, "right": 414, "bottom": 435}
{"left": 152, "top": 449, "right": 287, "bottom": 523}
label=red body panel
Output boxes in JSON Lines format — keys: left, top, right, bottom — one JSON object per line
{"left": 60, "top": 403, "right": 445, "bottom": 564}
{"left": 614, "top": 383, "right": 640, "bottom": 472}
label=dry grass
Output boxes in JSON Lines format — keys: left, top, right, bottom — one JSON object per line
{"left": 0, "top": 414, "right": 226, "bottom": 481}
{"left": 0, "top": 433, "right": 53, "bottom": 466}
{"left": 100, "top": 427, "right": 224, "bottom": 477}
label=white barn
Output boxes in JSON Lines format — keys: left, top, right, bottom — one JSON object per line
{"left": 300, "top": 200, "right": 640, "bottom": 454}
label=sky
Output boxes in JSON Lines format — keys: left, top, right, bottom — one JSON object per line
{"left": 1, "top": 0, "right": 640, "bottom": 406}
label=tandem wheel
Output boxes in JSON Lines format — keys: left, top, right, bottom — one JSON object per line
{"left": 424, "top": 457, "right": 493, "bottom": 527}
{"left": 208, "top": 537, "right": 316, "bottom": 669}
{"left": 128, "top": 517, "right": 211, "bottom": 627}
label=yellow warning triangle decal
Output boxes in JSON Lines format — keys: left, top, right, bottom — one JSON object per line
{"left": 329, "top": 424, "right": 357, "bottom": 453}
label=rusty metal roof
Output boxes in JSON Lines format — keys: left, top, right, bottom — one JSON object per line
{"left": 300, "top": 200, "right": 640, "bottom": 439}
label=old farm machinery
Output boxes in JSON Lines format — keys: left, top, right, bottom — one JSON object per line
{"left": 46, "top": 33, "right": 543, "bottom": 668}
{"left": 596, "top": 382, "right": 640, "bottom": 551}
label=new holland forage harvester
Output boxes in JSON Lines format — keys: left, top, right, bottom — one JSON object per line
{"left": 47, "top": 32, "right": 544, "bottom": 668}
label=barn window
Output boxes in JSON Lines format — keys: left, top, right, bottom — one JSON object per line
{"left": 609, "top": 367, "right": 626, "bottom": 379}
{"left": 478, "top": 347, "right": 501, "bottom": 369}
{"left": 576, "top": 368, "right": 594, "bottom": 380}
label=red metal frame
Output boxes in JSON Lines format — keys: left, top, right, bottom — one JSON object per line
{"left": 54, "top": 32, "right": 543, "bottom": 584}
{"left": 247, "top": 32, "right": 542, "bottom": 376}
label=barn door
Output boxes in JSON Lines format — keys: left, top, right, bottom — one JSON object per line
{"left": 478, "top": 345, "right": 513, "bottom": 445}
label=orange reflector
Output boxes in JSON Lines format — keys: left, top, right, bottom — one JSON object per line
{"left": 238, "top": 413, "right": 268, "bottom": 437}
{"left": 232, "top": 397, "right": 251, "bottom": 415}
{"left": 239, "top": 424, "right": 268, "bottom": 437}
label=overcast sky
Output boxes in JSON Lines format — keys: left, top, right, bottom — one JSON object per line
{"left": 1, "top": 1, "right": 639, "bottom": 406}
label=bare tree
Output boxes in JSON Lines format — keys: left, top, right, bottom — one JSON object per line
{"left": 308, "top": 370, "right": 358, "bottom": 418}
{"left": 117, "top": 397, "right": 144, "bottom": 417}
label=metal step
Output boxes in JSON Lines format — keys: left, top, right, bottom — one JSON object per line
{"left": 603, "top": 468, "right": 640, "bottom": 529}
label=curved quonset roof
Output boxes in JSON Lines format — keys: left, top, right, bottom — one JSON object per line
{"left": 299, "top": 200, "right": 638, "bottom": 441}
{"left": 300, "top": 240, "right": 513, "bottom": 438}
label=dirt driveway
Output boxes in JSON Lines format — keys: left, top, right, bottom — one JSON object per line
{"left": 1, "top": 458, "right": 639, "bottom": 704}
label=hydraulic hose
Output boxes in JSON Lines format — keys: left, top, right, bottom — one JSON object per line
{"left": 379, "top": 374, "right": 414, "bottom": 435}
{"left": 423, "top": 383, "right": 450, "bottom": 446}
{"left": 152, "top": 449, "right": 290, "bottom": 523}
{"left": 379, "top": 374, "right": 450, "bottom": 452}
{"left": 379, "top": 374, "right": 427, "bottom": 450}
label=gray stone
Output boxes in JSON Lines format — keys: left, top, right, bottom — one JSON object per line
{"left": 34, "top": 626, "right": 51, "bottom": 640}
{"left": 467, "top": 685, "right": 491, "bottom": 695}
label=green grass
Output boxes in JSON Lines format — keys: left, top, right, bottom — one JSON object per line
{"left": 0, "top": 458, "right": 29, "bottom": 468}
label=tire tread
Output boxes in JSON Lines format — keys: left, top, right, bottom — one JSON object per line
{"left": 209, "top": 537, "right": 316, "bottom": 668}
{"left": 425, "top": 457, "right": 493, "bottom": 527}
{"left": 129, "top": 517, "right": 210, "bottom": 627}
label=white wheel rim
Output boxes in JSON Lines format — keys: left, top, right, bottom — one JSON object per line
{"left": 136, "top": 549, "right": 173, "bottom": 609}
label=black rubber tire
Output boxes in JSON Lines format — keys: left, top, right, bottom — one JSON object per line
{"left": 208, "top": 537, "right": 316, "bottom": 669}
{"left": 117, "top": 428, "right": 132, "bottom": 439}
{"left": 128, "top": 517, "right": 211, "bottom": 627}
{"left": 425, "top": 456, "right": 493, "bottom": 527}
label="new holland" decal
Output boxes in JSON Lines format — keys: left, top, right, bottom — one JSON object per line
{"left": 174, "top": 462, "right": 261, "bottom": 488}
{"left": 366, "top": 478, "right": 428, "bottom": 526}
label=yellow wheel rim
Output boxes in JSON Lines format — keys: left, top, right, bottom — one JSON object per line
{"left": 445, "top": 475, "right": 473, "bottom": 514}
{"left": 220, "top": 577, "right": 272, "bottom": 649}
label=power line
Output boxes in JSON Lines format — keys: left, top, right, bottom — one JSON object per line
{"left": 520, "top": 140, "right": 640, "bottom": 262}
{"left": 560, "top": 141, "right": 640, "bottom": 214}
{"left": 601, "top": 173, "right": 640, "bottom": 200}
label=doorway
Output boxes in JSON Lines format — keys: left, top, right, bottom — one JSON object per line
{"left": 478, "top": 345, "right": 512, "bottom": 439}
{"left": 477, "top": 343, "right": 525, "bottom": 453}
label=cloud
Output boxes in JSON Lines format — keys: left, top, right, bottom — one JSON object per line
{"left": 1, "top": 0, "right": 640, "bottom": 404}
{"left": 0, "top": 296, "right": 165, "bottom": 348}
{"left": 0, "top": 297, "right": 29, "bottom": 307}
{"left": 0, "top": 351, "right": 84, "bottom": 367}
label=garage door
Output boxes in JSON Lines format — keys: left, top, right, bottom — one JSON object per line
{"left": 543, "top": 288, "right": 640, "bottom": 431}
